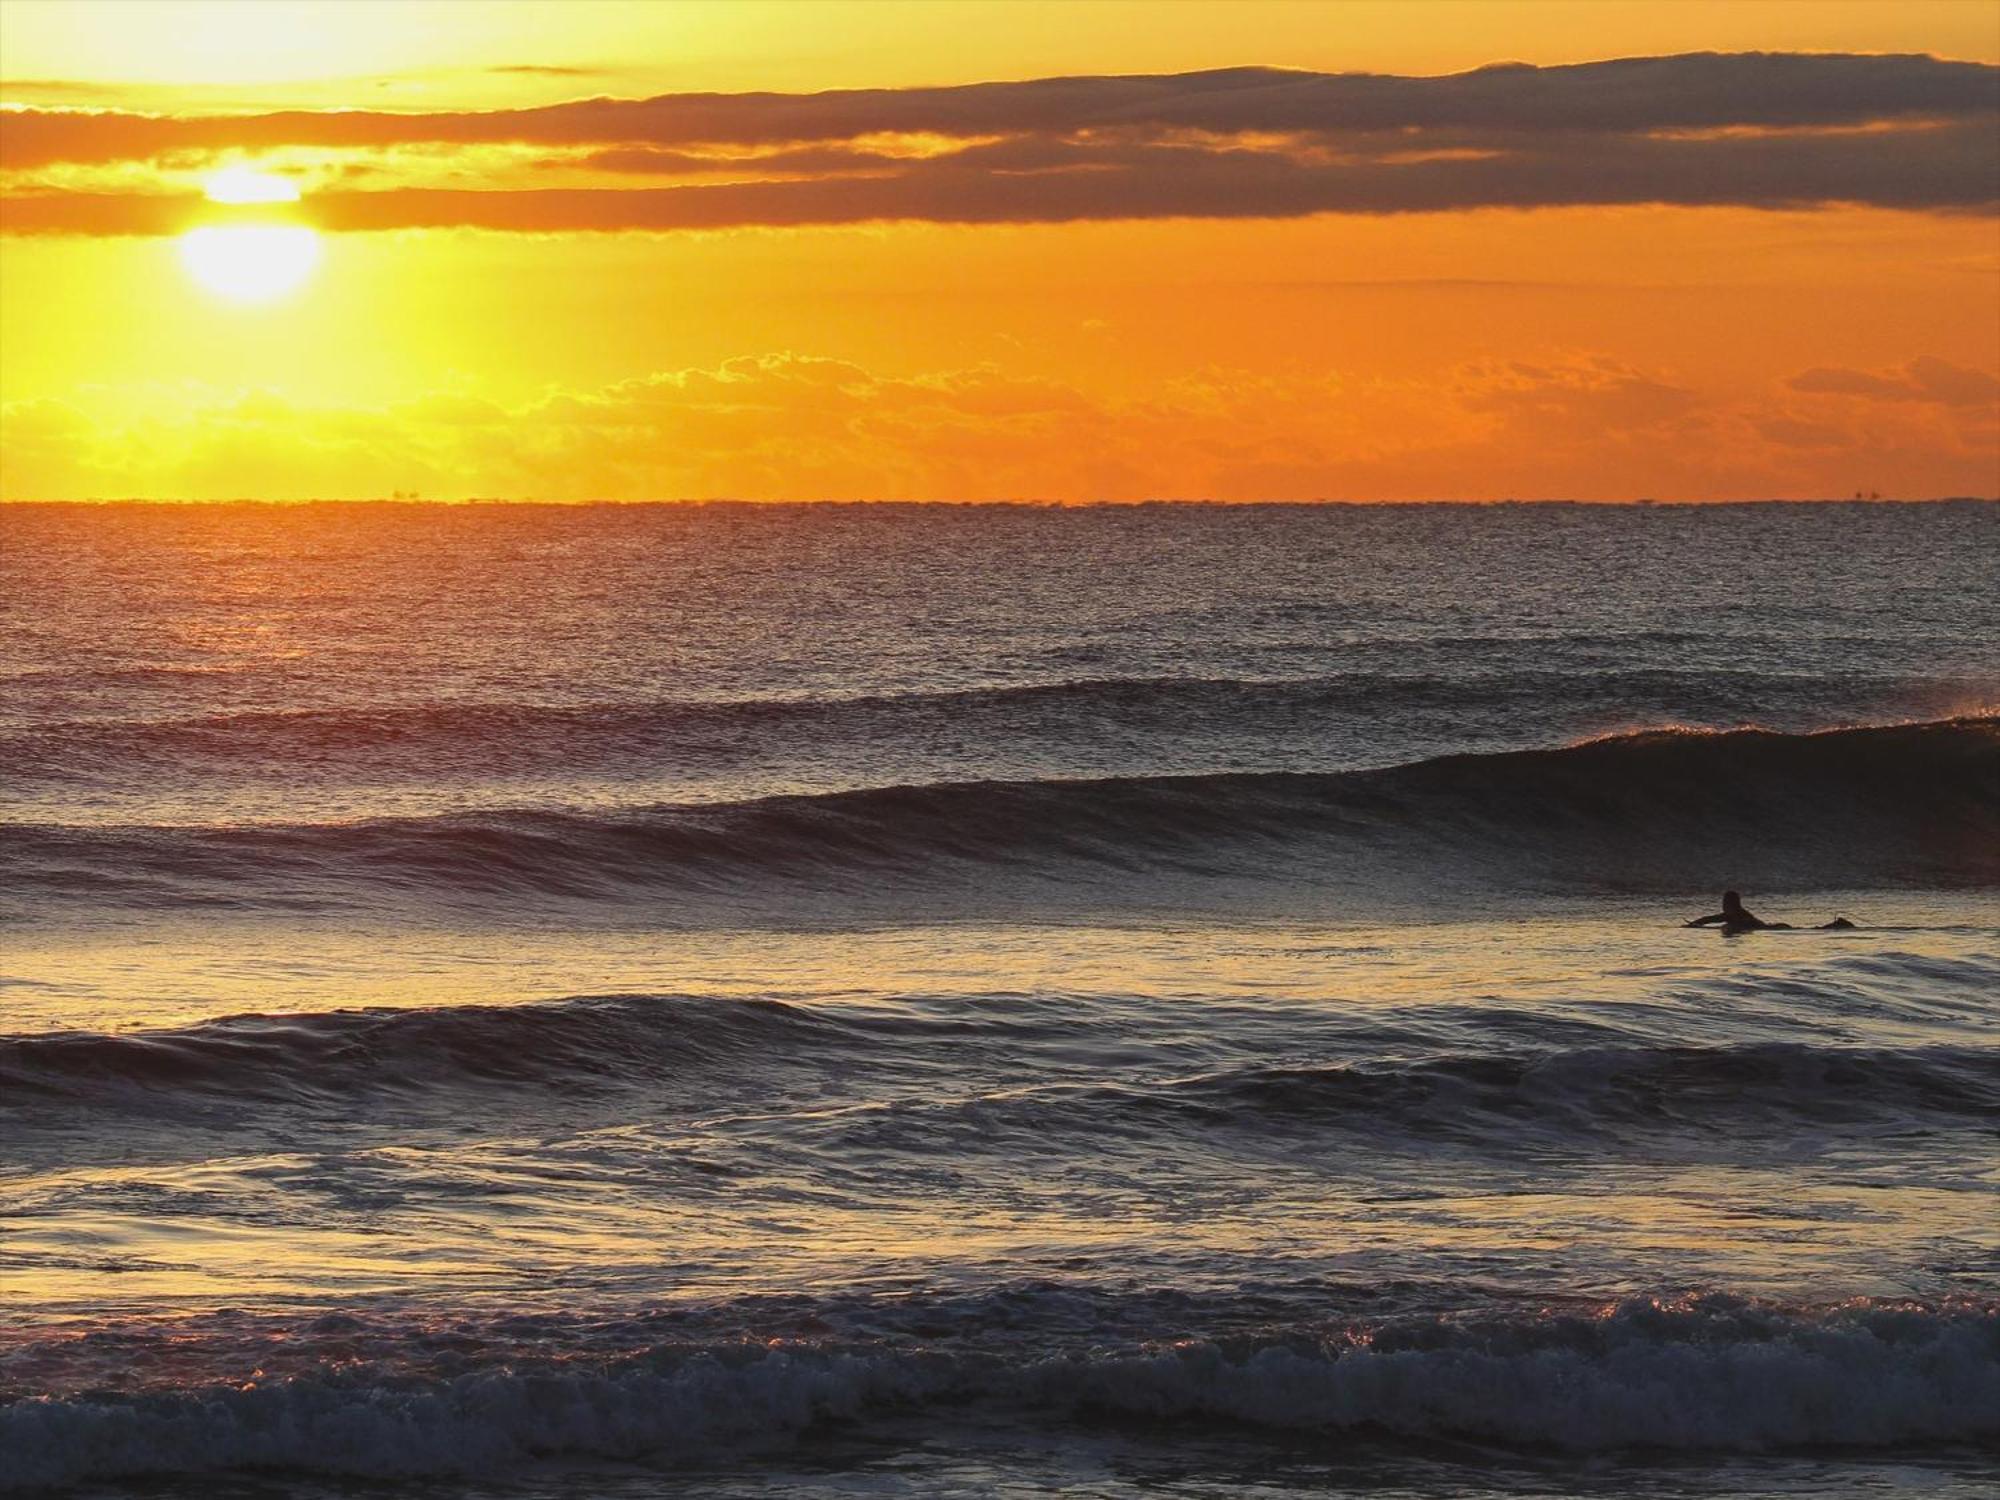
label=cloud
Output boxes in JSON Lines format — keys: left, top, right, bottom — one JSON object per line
{"left": 5, "top": 54, "right": 1994, "bottom": 166}
{"left": 1458, "top": 357, "right": 1699, "bottom": 428}
{"left": 485, "top": 65, "right": 608, "bottom": 79}
{"left": 0, "top": 78, "right": 147, "bottom": 100}
{"left": 569, "top": 143, "right": 932, "bottom": 176}
{"left": 6, "top": 119, "right": 1994, "bottom": 236}
{"left": 7, "top": 350, "right": 1993, "bottom": 502}
{"left": 1753, "top": 415, "right": 1848, "bottom": 449}
{"left": 1789, "top": 355, "right": 2000, "bottom": 405}
{"left": 3, "top": 53, "right": 1994, "bottom": 234}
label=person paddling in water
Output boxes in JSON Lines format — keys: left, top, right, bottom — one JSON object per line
{"left": 1686, "top": 891, "right": 1855, "bottom": 933}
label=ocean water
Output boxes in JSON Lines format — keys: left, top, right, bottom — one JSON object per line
{"left": 0, "top": 499, "right": 1996, "bottom": 1498}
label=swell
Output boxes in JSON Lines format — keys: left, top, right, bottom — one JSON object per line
{"left": 4, "top": 717, "right": 1995, "bottom": 912}
{"left": 4, "top": 670, "right": 1986, "bottom": 784}
{"left": 4, "top": 1296, "right": 1994, "bottom": 1487}
{"left": 0, "top": 993, "right": 841, "bottom": 1106}
{"left": 6, "top": 989, "right": 1996, "bottom": 1139}
{"left": 1124, "top": 1041, "right": 2000, "bottom": 1138}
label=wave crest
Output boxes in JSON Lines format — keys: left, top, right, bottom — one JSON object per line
{"left": 4, "top": 717, "right": 1994, "bottom": 914}
{"left": 8, "top": 987, "right": 1997, "bottom": 1139}
{"left": 0, "top": 993, "right": 834, "bottom": 1105}
{"left": 4, "top": 1296, "right": 1993, "bottom": 1488}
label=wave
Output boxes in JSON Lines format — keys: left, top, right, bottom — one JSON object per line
{"left": 4, "top": 717, "right": 1994, "bottom": 916}
{"left": 4, "top": 672, "right": 1987, "bottom": 785}
{"left": 706, "top": 1042, "right": 2000, "bottom": 1166}
{"left": 4, "top": 1295, "right": 1993, "bottom": 1488}
{"left": 8, "top": 988, "right": 1996, "bottom": 1142}
{"left": 1141, "top": 1039, "right": 2000, "bottom": 1134}
{"left": 0, "top": 993, "right": 841, "bottom": 1106}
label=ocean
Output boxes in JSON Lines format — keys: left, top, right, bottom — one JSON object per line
{"left": 1, "top": 499, "right": 1996, "bottom": 1497}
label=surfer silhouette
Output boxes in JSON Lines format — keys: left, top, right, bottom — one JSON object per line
{"left": 1685, "top": 891, "right": 1855, "bottom": 932}
{"left": 1686, "top": 890, "right": 1777, "bottom": 931}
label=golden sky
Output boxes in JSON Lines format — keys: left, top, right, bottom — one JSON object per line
{"left": 2, "top": 0, "right": 1995, "bottom": 501}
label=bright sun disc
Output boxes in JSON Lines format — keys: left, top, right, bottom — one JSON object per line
{"left": 202, "top": 166, "right": 302, "bottom": 205}
{"left": 179, "top": 225, "right": 321, "bottom": 303}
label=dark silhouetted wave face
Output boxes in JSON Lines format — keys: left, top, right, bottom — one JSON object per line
{"left": 5, "top": 717, "right": 1993, "bottom": 919}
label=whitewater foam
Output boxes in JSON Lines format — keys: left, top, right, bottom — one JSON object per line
{"left": 4, "top": 1297, "right": 1993, "bottom": 1490}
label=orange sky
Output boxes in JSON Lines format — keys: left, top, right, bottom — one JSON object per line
{"left": 1, "top": 0, "right": 1995, "bottom": 501}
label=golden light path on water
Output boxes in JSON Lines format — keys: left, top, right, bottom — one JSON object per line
{"left": 3, "top": 898, "right": 1988, "bottom": 1317}
{"left": 6, "top": 895, "right": 1973, "bottom": 1034}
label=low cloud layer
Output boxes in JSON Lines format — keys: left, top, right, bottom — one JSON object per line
{"left": 3, "top": 52, "right": 1994, "bottom": 233}
{"left": 6, "top": 351, "right": 1992, "bottom": 502}
{"left": 1790, "top": 356, "right": 2000, "bottom": 405}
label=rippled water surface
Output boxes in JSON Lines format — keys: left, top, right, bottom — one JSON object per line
{"left": 1, "top": 501, "right": 1996, "bottom": 1495}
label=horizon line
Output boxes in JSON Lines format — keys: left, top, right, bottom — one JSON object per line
{"left": 3, "top": 496, "right": 1994, "bottom": 509}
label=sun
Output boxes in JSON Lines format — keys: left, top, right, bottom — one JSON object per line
{"left": 178, "top": 168, "right": 321, "bottom": 303}
{"left": 179, "top": 225, "right": 321, "bottom": 302}
{"left": 201, "top": 165, "right": 305, "bottom": 206}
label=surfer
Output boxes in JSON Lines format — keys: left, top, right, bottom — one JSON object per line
{"left": 1685, "top": 892, "right": 1855, "bottom": 932}
{"left": 1686, "top": 890, "right": 1780, "bottom": 931}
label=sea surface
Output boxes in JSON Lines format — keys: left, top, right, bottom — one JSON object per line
{"left": 1, "top": 499, "right": 1996, "bottom": 1497}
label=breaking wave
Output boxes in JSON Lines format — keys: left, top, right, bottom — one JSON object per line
{"left": 4, "top": 1296, "right": 1993, "bottom": 1489}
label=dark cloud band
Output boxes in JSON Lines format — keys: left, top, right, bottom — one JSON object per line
{"left": 3, "top": 53, "right": 1993, "bottom": 233}
{"left": 5, "top": 53, "right": 1996, "bottom": 167}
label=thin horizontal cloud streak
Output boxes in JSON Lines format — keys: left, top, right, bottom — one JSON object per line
{"left": 1789, "top": 356, "right": 2000, "bottom": 405}
{"left": 568, "top": 143, "right": 929, "bottom": 175}
{"left": 486, "top": 65, "right": 609, "bottom": 78}
{"left": 3, "top": 53, "right": 1994, "bottom": 233}
{"left": 318, "top": 126, "right": 2000, "bottom": 228}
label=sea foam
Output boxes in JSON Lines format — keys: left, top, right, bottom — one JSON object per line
{"left": 5, "top": 1298, "right": 1994, "bottom": 1490}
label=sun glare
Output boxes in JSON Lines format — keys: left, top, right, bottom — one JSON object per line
{"left": 179, "top": 225, "right": 321, "bottom": 302}
{"left": 203, "top": 166, "right": 302, "bottom": 205}
{"left": 178, "top": 168, "right": 318, "bottom": 302}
